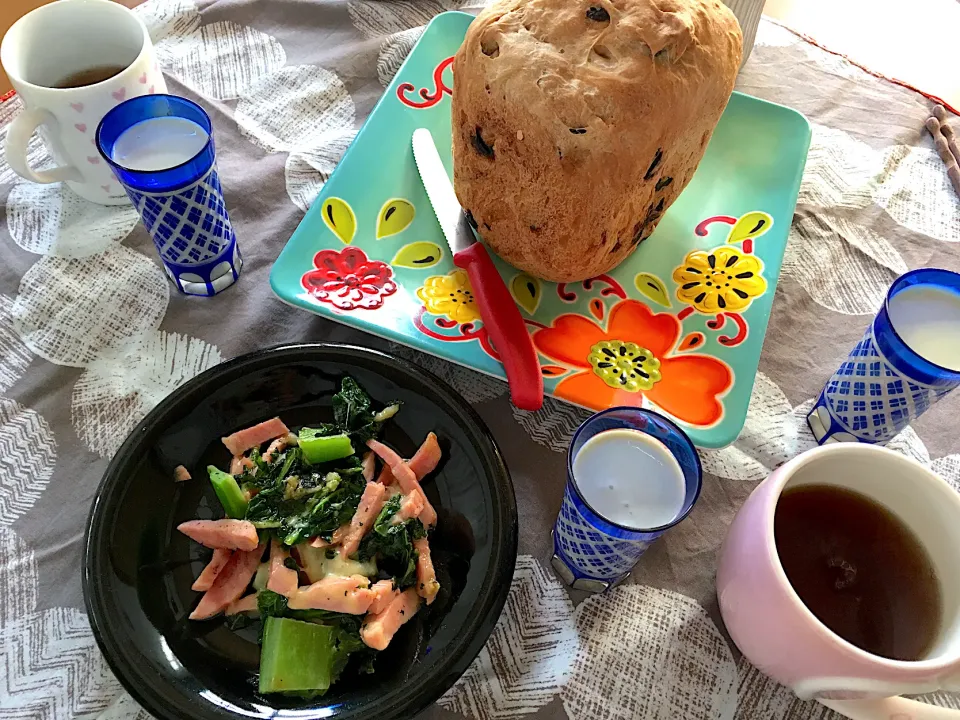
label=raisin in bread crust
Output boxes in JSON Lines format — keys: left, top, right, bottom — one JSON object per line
{"left": 452, "top": 0, "right": 742, "bottom": 283}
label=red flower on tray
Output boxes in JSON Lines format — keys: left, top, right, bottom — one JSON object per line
{"left": 301, "top": 246, "right": 397, "bottom": 311}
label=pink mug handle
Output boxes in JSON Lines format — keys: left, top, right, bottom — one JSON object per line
{"left": 821, "top": 697, "right": 960, "bottom": 720}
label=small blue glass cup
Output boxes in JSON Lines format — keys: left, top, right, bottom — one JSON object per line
{"left": 551, "top": 407, "right": 703, "bottom": 592}
{"left": 808, "top": 268, "right": 960, "bottom": 445}
{"left": 96, "top": 94, "right": 242, "bottom": 296}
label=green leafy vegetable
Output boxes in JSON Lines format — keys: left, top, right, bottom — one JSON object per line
{"left": 358, "top": 495, "right": 425, "bottom": 588}
{"left": 330, "top": 377, "right": 399, "bottom": 444}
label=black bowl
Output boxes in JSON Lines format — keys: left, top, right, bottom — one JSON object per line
{"left": 83, "top": 343, "right": 518, "bottom": 720}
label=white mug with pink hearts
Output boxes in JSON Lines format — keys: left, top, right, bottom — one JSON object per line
{"left": 1, "top": 0, "right": 166, "bottom": 205}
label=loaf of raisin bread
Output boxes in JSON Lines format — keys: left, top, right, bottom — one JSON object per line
{"left": 452, "top": 0, "right": 742, "bottom": 282}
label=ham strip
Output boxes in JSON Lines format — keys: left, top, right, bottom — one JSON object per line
{"left": 266, "top": 539, "right": 299, "bottom": 597}
{"left": 366, "top": 439, "right": 437, "bottom": 527}
{"left": 360, "top": 588, "right": 421, "bottom": 650}
{"left": 263, "top": 432, "right": 298, "bottom": 463}
{"left": 362, "top": 451, "right": 376, "bottom": 482}
{"left": 392, "top": 492, "right": 425, "bottom": 525}
{"left": 310, "top": 536, "right": 331, "bottom": 549}
{"left": 368, "top": 579, "right": 400, "bottom": 615}
{"left": 192, "top": 548, "right": 232, "bottom": 591}
{"left": 173, "top": 465, "right": 192, "bottom": 482}
{"left": 407, "top": 433, "right": 441, "bottom": 479}
{"left": 339, "top": 482, "right": 387, "bottom": 558}
{"left": 229, "top": 454, "right": 255, "bottom": 476}
{"left": 178, "top": 519, "right": 259, "bottom": 551}
{"left": 225, "top": 593, "right": 259, "bottom": 615}
{"left": 221, "top": 418, "right": 289, "bottom": 456}
{"left": 190, "top": 543, "right": 264, "bottom": 620}
{"left": 413, "top": 537, "right": 440, "bottom": 605}
{"left": 288, "top": 575, "right": 374, "bottom": 614}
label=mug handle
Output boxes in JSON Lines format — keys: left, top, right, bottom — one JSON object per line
{"left": 821, "top": 697, "right": 960, "bottom": 719}
{"left": 5, "top": 108, "right": 83, "bottom": 184}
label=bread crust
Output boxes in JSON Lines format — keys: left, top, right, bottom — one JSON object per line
{"left": 452, "top": 0, "right": 742, "bottom": 282}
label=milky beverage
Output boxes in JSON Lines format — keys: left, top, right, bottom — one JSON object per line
{"left": 572, "top": 429, "right": 685, "bottom": 529}
{"left": 887, "top": 284, "right": 960, "bottom": 371}
{"left": 110, "top": 116, "right": 209, "bottom": 172}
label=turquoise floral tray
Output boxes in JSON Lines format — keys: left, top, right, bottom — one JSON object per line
{"left": 270, "top": 11, "right": 811, "bottom": 448}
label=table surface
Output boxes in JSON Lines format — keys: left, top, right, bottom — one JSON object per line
{"left": 1, "top": 2, "right": 960, "bottom": 719}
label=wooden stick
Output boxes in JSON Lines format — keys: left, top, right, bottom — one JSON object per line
{"left": 925, "top": 115, "right": 960, "bottom": 198}
{"left": 933, "top": 105, "right": 960, "bottom": 167}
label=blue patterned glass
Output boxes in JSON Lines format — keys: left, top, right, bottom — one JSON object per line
{"left": 96, "top": 94, "right": 241, "bottom": 297}
{"left": 551, "top": 408, "right": 702, "bottom": 591}
{"left": 808, "top": 268, "right": 960, "bottom": 445}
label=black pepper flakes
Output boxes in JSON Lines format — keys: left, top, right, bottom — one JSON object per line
{"left": 585, "top": 6, "right": 610, "bottom": 22}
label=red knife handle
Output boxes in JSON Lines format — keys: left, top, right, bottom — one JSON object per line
{"left": 453, "top": 243, "right": 544, "bottom": 411}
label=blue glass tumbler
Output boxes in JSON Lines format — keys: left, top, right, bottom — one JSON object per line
{"left": 551, "top": 407, "right": 702, "bottom": 592}
{"left": 96, "top": 94, "right": 241, "bottom": 296}
{"left": 808, "top": 268, "right": 960, "bottom": 445}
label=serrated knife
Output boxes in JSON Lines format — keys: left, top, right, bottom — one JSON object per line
{"left": 412, "top": 128, "right": 543, "bottom": 411}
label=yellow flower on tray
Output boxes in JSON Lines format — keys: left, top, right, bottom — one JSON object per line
{"left": 673, "top": 246, "right": 767, "bottom": 314}
{"left": 417, "top": 268, "right": 481, "bottom": 324}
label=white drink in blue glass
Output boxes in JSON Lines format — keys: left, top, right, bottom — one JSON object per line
{"left": 110, "top": 116, "right": 209, "bottom": 171}
{"left": 887, "top": 285, "right": 960, "bottom": 372}
{"left": 572, "top": 429, "right": 685, "bottom": 529}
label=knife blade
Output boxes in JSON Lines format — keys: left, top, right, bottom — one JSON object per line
{"left": 412, "top": 128, "right": 543, "bottom": 411}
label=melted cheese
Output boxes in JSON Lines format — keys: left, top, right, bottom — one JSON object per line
{"left": 298, "top": 543, "right": 377, "bottom": 583}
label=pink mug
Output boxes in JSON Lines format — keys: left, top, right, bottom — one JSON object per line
{"left": 718, "top": 443, "right": 960, "bottom": 720}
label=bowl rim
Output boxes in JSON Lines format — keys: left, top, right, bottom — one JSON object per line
{"left": 83, "top": 342, "right": 519, "bottom": 720}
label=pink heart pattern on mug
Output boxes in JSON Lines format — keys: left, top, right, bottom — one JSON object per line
{"left": 70, "top": 102, "right": 84, "bottom": 113}
{"left": 75, "top": 123, "right": 86, "bottom": 133}
{"left": 148, "top": 86, "right": 155, "bottom": 94}
{"left": 139, "top": 72, "right": 147, "bottom": 84}
{"left": 87, "top": 156, "right": 100, "bottom": 165}
{"left": 112, "top": 88, "right": 126, "bottom": 102}
{"left": 101, "top": 184, "right": 111, "bottom": 193}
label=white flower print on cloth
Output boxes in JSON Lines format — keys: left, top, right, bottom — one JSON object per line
{"left": 701, "top": 373, "right": 930, "bottom": 483}
{"left": 439, "top": 555, "right": 578, "bottom": 719}
{"left": 512, "top": 395, "right": 592, "bottom": 453}
{"left": 561, "top": 585, "right": 737, "bottom": 720}
{"left": 0, "top": 607, "right": 123, "bottom": 720}
{"left": 237, "top": 65, "right": 356, "bottom": 154}
{"left": 72, "top": 331, "right": 222, "bottom": 459}
{"left": 798, "top": 125, "right": 888, "bottom": 211}
{"left": 753, "top": 19, "right": 799, "bottom": 48}
{"left": 378, "top": 27, "right": 425, "bottom": 87}
{"left": 931, "top": 454, "right": 960, "bottom": 491}
{"left": 875, "top": 144, "right": 960, "bottom": 243}
{"left": 7, "top": 184, "right": 139, "bottom": 259}
{"left": 699, "top": 372, "right": 818, "bottom": 483}
{"left": 0, "top": 295, "right": 32, "bottom": 394}
{"left": 133, "top": 0, "right": 200, "bottom": 48}
{"left": 285, "top": 135, "right": 357, "bottom": 212}
{"left": 390, "top": 344, "right": 505, "bottom": 404}
{"left": 12, "top": 246, "right": 169, "bottom": 368}
{"left": 0, "top": 527, "right": 38, "bottom": 625}
{"left": 782, "top": 212, "right": 908, "bottom": 315}
{"left": 159, "top": 20, "right": 286, "bottom": 101}
{"left": 348, "top": 0, "right": 464, "bottom": 39}
{"left": 0, "top": 397, "right": 56, "bottom": 527}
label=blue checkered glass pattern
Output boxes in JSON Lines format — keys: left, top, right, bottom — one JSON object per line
{"left": 125, "top": 168, "right": 240, "bottom": 296}
{"left": 811, "top": 324, "right": 957, "bottom": 444}
{"left": 553, "top": 484, "right": 659, "bottom": 582}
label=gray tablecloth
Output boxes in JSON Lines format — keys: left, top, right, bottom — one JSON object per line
{"left": 1, "top": 2, "right": 959, "bottom": 718}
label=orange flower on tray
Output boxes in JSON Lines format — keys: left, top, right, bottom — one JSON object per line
{"left": 533, "top": 299, "right": 734, "bottom": 427}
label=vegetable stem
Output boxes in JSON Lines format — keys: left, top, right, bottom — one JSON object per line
{"left": 207, "top": 466, "right": 249, "bottom": 519}
{"left": 259, "top": 617, "right": 337, "bottom": 694}
{"left": 299, "top": 432, "right": 355, "bottom": 465}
